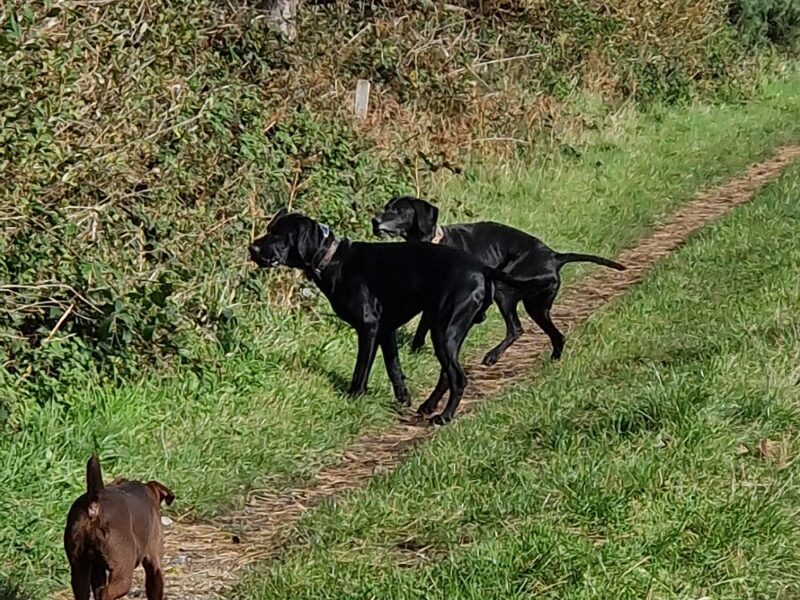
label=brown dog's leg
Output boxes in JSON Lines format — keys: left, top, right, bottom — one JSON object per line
{"left": 69, "top": 561, "right": 91, "bottom": 600}
{"left": 91, "top": 564, "right": 107, "bottom": 599}
{"left": 100, "top": 567, "right": 133, "bottom": 600}
{"left": 143, "top": 557, "right": 164, "bottom": 600}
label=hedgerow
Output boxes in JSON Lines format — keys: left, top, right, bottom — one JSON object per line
{"left": 0, "top": 0, "right": 795, "bottom": 403}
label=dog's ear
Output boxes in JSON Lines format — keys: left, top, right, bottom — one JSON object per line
{"left": 411, "top": 199, "right": 439, "bottom": 241}
{"left": 146, "top": 481, "right": 175, "bottom": 506}
{"left": 384, "top": 196, "right": 405, "bottom": 211}
{"left": 266, "top": 207, "right": 288, "bottom": 231}
{"left": 294, "top": 217, "right": 325, "bottom": 263}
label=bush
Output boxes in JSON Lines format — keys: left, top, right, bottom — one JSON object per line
{"left": 0, "top": 0, "right": 789, "bottom": 401}
{"left": 729, "top": 0, "right": 800, "bottom": 46}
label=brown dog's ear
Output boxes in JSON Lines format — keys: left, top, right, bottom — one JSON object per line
{"left": 146, "top": 481, "right": 175, "bottom": 506}
{"left": 411, "top": 199, "right": 439, "bottom": 241}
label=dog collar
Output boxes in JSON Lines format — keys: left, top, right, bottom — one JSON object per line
{"left": 431, "top": 226, "right": 444, "bottom": 244}
{"left": 312, "top": 228, "right": 339, "bottom": 277}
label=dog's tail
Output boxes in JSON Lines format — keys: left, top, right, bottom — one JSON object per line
{"left": 554, "top": 252, "right": 625, "bottom": 272}
{"left": 86, "top": 453, "right": 104, "bottom": 518}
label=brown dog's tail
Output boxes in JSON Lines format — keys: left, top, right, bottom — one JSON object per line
{"left": 86, "top": 454, "right": 104, "bottom": 518}
{"left": 146, "top": 481, "right": 176, "bottom": 506}
{"left": 555, "top": 252, "right": 625, "bottom": 272}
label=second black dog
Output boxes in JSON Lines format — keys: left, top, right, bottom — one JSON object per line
{"left": 249, "top": 210, "right": 551, "bottom": 424}
{"left": 372, "top": 196, "right": 625, "bottom": 365}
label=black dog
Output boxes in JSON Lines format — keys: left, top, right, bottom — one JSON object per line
{"left": 372, "top": 196, "right": 625, "bottom": 364}
{"left": 249, "top": 209, "right": 551, "bottom": 424}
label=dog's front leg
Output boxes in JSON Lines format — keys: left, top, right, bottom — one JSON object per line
{"left": 348, "top": 327, "right": 378, "bottom": 397}
{"left": 380, "top": 330, "right": 411, "bottom": 405}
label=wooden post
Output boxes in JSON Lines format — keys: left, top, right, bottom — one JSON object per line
{"left": 354, "top": 79, "right": 371, "bottom": 120}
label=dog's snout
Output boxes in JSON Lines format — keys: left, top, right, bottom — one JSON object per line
{"left": 371, "top": 217, "right": 383, "bottom": 234}
{"left": 249, "top": 243, "right": 260, "bottom": 256}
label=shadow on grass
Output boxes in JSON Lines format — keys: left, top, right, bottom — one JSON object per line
{"left": 313, "top": 366, "right": 352, "bottom": 395}
{"left": 0, "top": 581, "right": 33, "bottom": 600}
{"left": 294, "top": 323, "right": 434, "bottom": 396}
{"left": 588, "top": 342, "right": 725, "bottom": 381}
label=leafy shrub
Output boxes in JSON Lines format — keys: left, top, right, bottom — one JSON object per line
{"left": 0, "top": 0, "right": 789, "bottom": 402}
{"left": 729, "top": 0, "right": 800, "bottom": 46}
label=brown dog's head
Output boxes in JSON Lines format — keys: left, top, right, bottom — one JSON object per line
{"left": 146, "top": 481, "right": 175, "bottom": 506}
{"left": 372, "top": 196, "right": 439, "bottom": 242}
{"left": 248, "top": 210, "right": 332, "bottom": 271}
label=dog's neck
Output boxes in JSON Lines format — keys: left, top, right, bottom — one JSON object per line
{"left": 430, "top": 225, "right": 444, "bottom": 244}
{"left": 310, "top": 224, "right": 339, "bottom": 278}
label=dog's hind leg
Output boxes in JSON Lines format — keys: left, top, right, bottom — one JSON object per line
{"left": 410, "top": 313, "right": 429, "bottom": 352}
{"left": 430, "top": 340, "right": 467, "bottom": 426}
{"left": 524, "top": 296, "right": 564, "bottom": 360}
{"left": 98, "top": 558, "right": 134, "bottom": 600}
{"left": 429, "top": 311, "right": 476, "bottom": 425}
{"left": 69, "top": 561, "right": 91, "bottom": 600}
{"left": 90, "top": 564, "right": 107, "bottom": 599}
{"left": 380, "top": 330, "right": 410, "bottom": 405}
{"left": 417, "top": 370, "right": 448, "bottom": 416}
{"left": 482, "top": 290, "right": 523, "bottom": 366}
{"left": 143, "top": 557, "right": 165, "bottom": 600}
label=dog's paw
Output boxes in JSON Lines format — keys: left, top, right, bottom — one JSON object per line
{"left": 397, "top": 392, "right": 412, "bottom": 406}
{"left": 482, "top": 351, "right": 500, "bottom": 366}
{"left": 429, "top": 413, "right": 451, "bottom": 427}
{"left": 416, "top": 403, "right": 436, "bottom": 416}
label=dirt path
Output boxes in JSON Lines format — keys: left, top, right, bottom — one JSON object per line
{"left": 54, "top": 145, "right": 800, "bottom": 599}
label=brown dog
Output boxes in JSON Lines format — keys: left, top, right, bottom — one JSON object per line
{"left": 64, "top": 454, "right": 174, "bottom": 599}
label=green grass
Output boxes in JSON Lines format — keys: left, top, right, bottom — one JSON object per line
{"left": 232, "top": 142, "right": 800, "bottom": 599}
{"left": 2, "top": 78, "right": 800, "bottom": 594}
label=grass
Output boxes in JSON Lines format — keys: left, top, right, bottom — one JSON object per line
{"left": 2, "top": 78, "right": 800, "bottom": 594}
{"left": 231, "top": 144, "right": 800, "bottom": 599}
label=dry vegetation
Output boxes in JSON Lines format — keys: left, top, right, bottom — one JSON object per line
{"left": 0, "top": 0, "right": 793, "bottom": 400}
